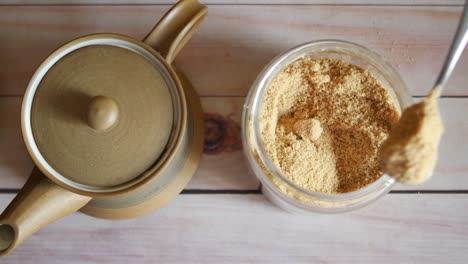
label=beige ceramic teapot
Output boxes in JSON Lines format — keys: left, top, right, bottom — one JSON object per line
{"left": 0, "top": 0, "right": 207, "bottom": 255}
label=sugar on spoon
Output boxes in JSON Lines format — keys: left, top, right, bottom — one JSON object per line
{"left": 379, "top": 3, "right": 468, "bottom": 184}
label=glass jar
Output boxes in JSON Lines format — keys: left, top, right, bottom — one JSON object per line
{"left": 242, "top": 40, "right": 412, "bottom": 213}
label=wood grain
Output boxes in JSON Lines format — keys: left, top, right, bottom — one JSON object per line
{"left": 0, "top": 2, "right": 467, "bottom": 263}
{"left": 0, "top": 0, "right": 464, "bottom": 6}
{"left": 0, "top": 193, "right": 467, "bottom": 263}
{"left": 0, "top": 6, "right": 465, "bottom": 97}
{"left": 1, "top": 97, "right": 468, "bottom": 191}
{"left": 0, "top": 97, "right": 259, "bottom": 191}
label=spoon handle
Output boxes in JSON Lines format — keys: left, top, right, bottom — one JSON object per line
{"left": 435, "top": 3, "right": 468, "bottom": 89}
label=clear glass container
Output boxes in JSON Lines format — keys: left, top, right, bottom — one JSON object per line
{"left": 242, "top": 40, "right": 412, "bottom": 213}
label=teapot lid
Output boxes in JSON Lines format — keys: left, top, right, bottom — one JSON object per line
{"left": 23, "top": 35, "right": 183, "bottom": 193}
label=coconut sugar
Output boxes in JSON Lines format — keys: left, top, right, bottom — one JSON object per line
{"left": 379, "top": 87, "right": 443, "bottom": 184}
{"left": 259, "top": 58, "right": 400, "bottom": 194}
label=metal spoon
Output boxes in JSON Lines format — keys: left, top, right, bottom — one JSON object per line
{"left": 433, "top": 3, "right": 468, "bottom": 91}
{"left": 379, "top": 4, "right": 468, "bottom": 184}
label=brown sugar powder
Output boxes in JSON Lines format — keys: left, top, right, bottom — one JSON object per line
{"left": 259, "top": 57, "right": 400, "bottom": 194}
{"left": 379, "top": 87, "right": 443, "bottom": 184}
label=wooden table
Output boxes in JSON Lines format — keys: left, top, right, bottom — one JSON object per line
{"left": 1, "top": 0, "right": 467, "bottom": 263}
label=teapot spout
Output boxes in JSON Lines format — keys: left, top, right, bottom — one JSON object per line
{"left": 0, "top": 168, "right": 91, "bottom": 256}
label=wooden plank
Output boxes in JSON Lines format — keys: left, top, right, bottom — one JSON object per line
{"left": 1, "top": 97, "right": 468, "bottom": 191}
{"left": 0, "top": 97, "right": 258, "bottom": 190}
{"left": 195, "top": 97, "right": 253, "bottom": 189}
{"left": 0, "top": 193, "right": 467, "bottom": 263}
{"left": 0, "top": 6, "right": 465, "bottom": 97}
{"left": 0, "top": 0, "right": 464, "bottom": 6}
{"left": 0, "top": 98, "right": 32, "bottom": 189}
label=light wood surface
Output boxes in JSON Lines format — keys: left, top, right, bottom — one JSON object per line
{"left": 0, "top": 0, "right": 464, "bottom": 6}
{"left": 0, "top": 193, "right": 467, "bottom": 263}
{"left": 0, "top": 5, "right": 466, "bottom": 96}
{"left": 0, "top": 97, "right": 260, "bottom": 191}
{"left": 2, "top": 97, "right": 468, "bottom": 191}
{"left": 0, "top": 1, "right": 467, "bottom": 263}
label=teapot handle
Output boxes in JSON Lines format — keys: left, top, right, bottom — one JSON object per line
{"left": 0, "top": 168, "right": 91, "bottom": 256}
{"left": 143, "top": 0, "right": 207, "bottom": 64}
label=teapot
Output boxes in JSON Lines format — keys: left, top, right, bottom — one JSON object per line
{"left": 0, "top": 0, "right": 207, "bottom": 255}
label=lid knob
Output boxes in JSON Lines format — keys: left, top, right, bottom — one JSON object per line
{"left": 87, "top": 96, "right": 119, "bottom": 131}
